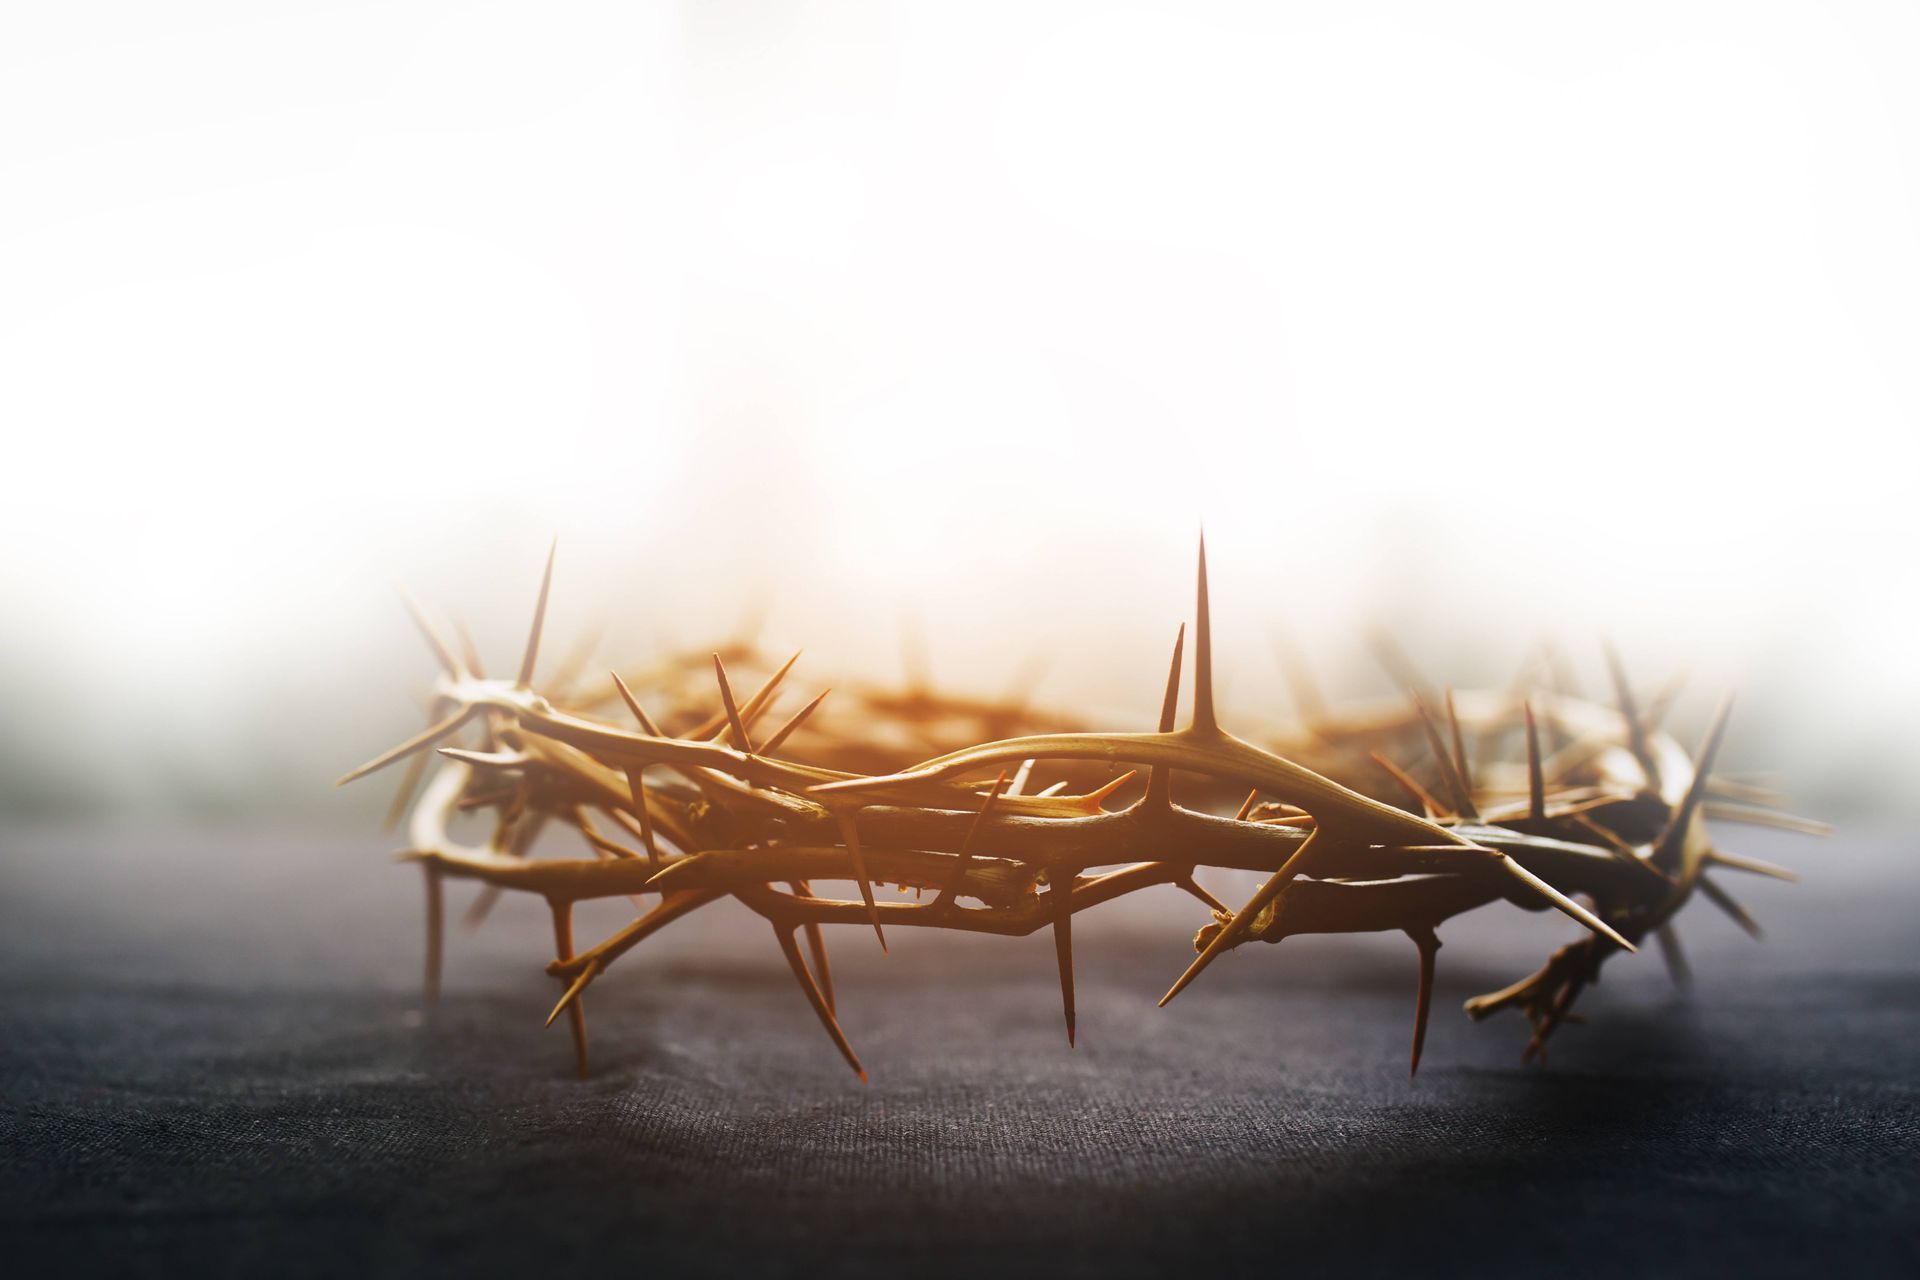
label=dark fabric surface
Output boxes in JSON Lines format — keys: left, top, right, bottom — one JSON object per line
{"left": 2, "top": 821, "right": 1915, "bottom": 1277}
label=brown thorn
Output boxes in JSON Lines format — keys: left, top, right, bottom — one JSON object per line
{"left": 1604, "top": 639, "right": 1658, "bottom": 783}
{"left": 1492, "top": 853, "right": 1636, "bottom": 952}
{"left": 712, "top": 654, "right": 752, "bottom": 753}
{"left": 517, "top": 538, "right": 558, "bottom": 688}
{"left": 1144, "top": 624, "right": 1186, "bottom": 809}
{"left": 1655, "top": 923, "right": 1693, "bottom": 989}
{"left": 1370, "top": 750, "right": 1444, "bottom": 821}
{"left": 399, "top": 589, "right": 464, "bottom": 677}
{"left": 1161, "top": 830, "right": 1321, "bottom": 1006}
{"left": 772, "top": 923, "right": 867, "bottom": 1082}
{"left": 545, "top": 958, "right": 598, "bottom": 1029}
{"left": 1408, "top": 928, "right": 1440, "bottom": 1077}
{"left": 1233, "top": 788, "right": 1260, "bottom": 822}
{"left": 549, "top": 899, "right": 589, "bottom": 1078}
{"left": 1445, "top": 687, "right": 1475, "bottom": 800}
{"left": 762, "top": 688, "right": 831, "bottom": 755}
{"left": 610, "top": 670, "right": 664, "bottom": 737}
{"left": 1411, "top": 693, "right": 1476, "bottom": 818}
{"left": 1192, "top": 532, "right": 1218, "bottom": 735}
{"left": 1696, "top": 873, "right": 1763, "bottom": 939}
{"left": 832, "top": 809, "right": 887, "bottom": 952}
{"left": 1524, "top": 700, "right": 1546, "bottom": 823}
{"left": 623, "top": 766, "right": 659, "bottom": 870}
{"left": 945, "top": 769, "right": 1011, "bottom": 897}
{"left": 1652, "top": 693, "right": 1736, "bottom": 871}
{"left": 337, "top": 706, "right": 474, "bottom": 786}
{"left": 1706, "top": 849, "right": 1800, "bottom": 883}
{"left": 1052, "top": 873, "right": 1077, "bottom": 1047}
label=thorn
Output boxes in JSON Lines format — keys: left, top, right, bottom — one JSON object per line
{"left": 1706, "top": 849, "right": 1800, "bottom": 882}
{"left": 946, "top": 769, "right": 1011, "bottom": 895}
{"left": 1445, "top": 687, "right": 1474, "bottom": 800}
{"left": 762, "top": 688, "right": 830, "bottom": 755}
{"left": 1162, "top": 832, "right": 1319, "bottom": 1006}
{"left": 704, "top": 650, "right": 801, "bottom": 742}
{"left": 624, "top": 766, "right": 659, "bottom": 870}
{"left": 1524, "top": 700, "right": 1546, "bottom": 823}
{"left": 1652, "top": 693, "right": 1736, "bottom": 872}
{"left": 453, "top": 616, "right": 486, "bottom": 678}
{"left": 399, "top": 590, "right": 464, "bottom": 677}
{"left": 832, "top": 810, "right": 887, "bottom": 952}
{"left": 1035, "top": 780, "right": 1069, "bottom": 798}
{"left": 1144, "top": 624, "right": 1185, "bottom": 809}
{"left": 1604, "top": 639, "right": 1658, "bottom": 783}
{"left": 1655, "top": 923, "right": 1693, "bottom": 989}
{"left": 337, "top": 707, "right": 474, "bottom": 786}
{"left": 610, "top": 670, "right": 664, "bottom": 736}
{"left": 549, "top": 900, "right": 589, "bottom": 1078}
{"left": 1411, "top": 693, "right": 1475, "bottom": 818}
{"left": 383, "top": 743, "right": 432, "bottom": 833}
{"left": 1081, "top": 770, "right": 1137, "bottom": 808}
{"left": 1052, "top": 872, "right": 1077, "bottom": 1047}
{"left": 517, "top": 539, "right": 558, "bottom": 688}
{"left": 1370, "top": 750, "right": 1444, "bottom": 821}
{"left": 1408, "top": 928, "right": 1440, "bottom": 1077}
{"left": 773, "top": 924, "right": 867, "bottom": 1082}
{"left": 1007, "top": 758, "right": 1036, "bottom": 798}
{"left": 712, "top": 654, "right": 752, "bottom": 752}
{"left": 801, "top": 916, "right": 836, "bottom": 1015}
{"left": 1234, "top": 788, "right": 1260, "bottom": 822}
{"left": 1492, "top": 853, "right": 1636, "bottom": 952}
{"left": 545, "top": 958, "right": 598, "bottom": 1029}
{"left": 1696, "top": 873, "right": 1763, "bottom": 939}
{"left": 1192, "top": 532, "right": 1218, "bottom": 735}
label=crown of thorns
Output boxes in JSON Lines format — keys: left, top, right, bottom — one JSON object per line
{"left": 343, "top": 538, "right": 1817, "bottom": 1081}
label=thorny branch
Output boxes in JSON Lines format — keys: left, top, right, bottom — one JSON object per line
{"left": 345, "top": 538, "right": 1821, "bottom": 1080}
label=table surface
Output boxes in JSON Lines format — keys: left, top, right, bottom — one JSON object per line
{"left": 2, "top": 819, "right": 1914, "bottom": 1278}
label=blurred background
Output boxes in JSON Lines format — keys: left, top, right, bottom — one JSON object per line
{"left": 3, "top": 0, "right": 1917, "bottom": 826}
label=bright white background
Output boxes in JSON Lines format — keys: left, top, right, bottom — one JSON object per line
{"left": 2, "top": 1, "right": 1915, "bottom": 816}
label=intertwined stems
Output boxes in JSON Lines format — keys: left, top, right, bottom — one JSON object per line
{"left": 345, "top": 535, "right": 1813, "bottom": 1081}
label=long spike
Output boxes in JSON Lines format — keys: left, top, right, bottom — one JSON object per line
{"left": 384, "top": 744, "right": 431, "bottom": 832}
{"left": 704, "top": 650, "right": 801, "bottom": 742}
{"left": 801, "top": 920, "right": 835, "bottom": 1016}
{"left": 549, "top": 899, "right": 590, "bottom": 1078}
{"left": 610, "top": 670, "right": 664, "bottom": 736}
{"left": 712, "top": 654, "right": 752, "bottom": 752}
{"left": 399, "top": 590, "right": 463, "bottom": 677}
{"left": 1604, "top": 640, "right": 1657, "bottom": 781}
{"left": 1052, "top": 874, "right": 1077, "bottom": 1047}
{"left": 1162, "top": 831, "right": 1320, "bottom": 1006}
{"left": 762, "top": 688, "right": 830, "bottom": 755}
{"left": 773, "top": 924, "right": 867, "bottom": 1081}
{"left": 1007, "top": 758, "right": 1036, "bottom": 798}
{"left": 1412, "top": 693, "right": 1476, "bottom": 818}
{"left": 1524, "top": 700, "right": 1546, "bottom": 822}
{"left": 1233, "top": 788, "right": 1260, "bottom": 822}
{"left": 1696, "top": 873, "right": 1763, "bottom": 938}
{"left": 545, "top": 958, "right": 598, "bottom": 1029}
{"left": 1192, "top": 533, "right": 1218, "bottom": 734}
{"left": 832, "top": 809, "right": 887, "bottom": 952}
{"left": 1144, "top": 625, "right": 1185, "bottom": 809}
{"left": 623, "top": 766, "right": 659, "bottom": 870}
{"left": 1655, "top": 923, "right": 1693, "bottom": 989}
{"left": 1652, "top": 693, "right": 1736, "bottom": 870}
{"left": 517, "top": 539, "right": 558, "bottom": 688}
{"left": 1445, "top": 687, "right": 1474, "bottom": 799}
{"left": 1408, "top": 928, "right": 1440, "bottom": 1077}
{"left": 337, "top": 707, "right": 473, "bottom": 786}
{"left": 945, "top": 769, "right": 1011, "bottom": 895}
{"left": 1706, "top": 849, "right": 1800, "bottom": 882}
{"left": 1371, "top": 750, "right": 1444, "bottom": 820}
{"left": 1493, "top": 854, "right": 1636, "bottom": 952}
